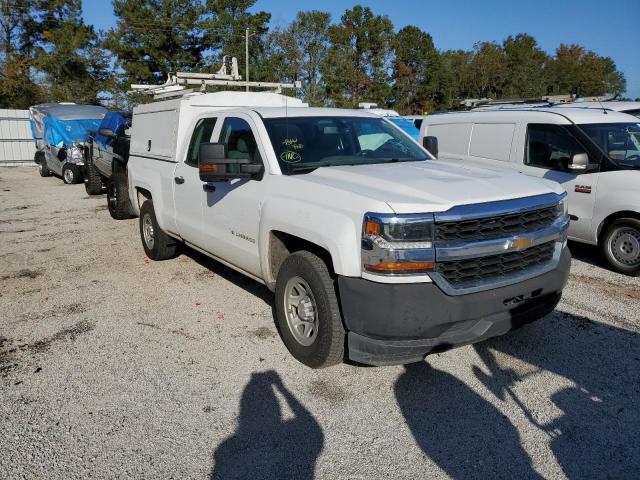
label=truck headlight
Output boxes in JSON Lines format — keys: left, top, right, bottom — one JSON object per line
{"left": 68, "top": 145, "right": 84, "bottom": 163}
{"left": 361, "top": 213, "right": 435, "bottom": 275}
{"left": 555, "top": 195, "right": 568, "bottom": 220}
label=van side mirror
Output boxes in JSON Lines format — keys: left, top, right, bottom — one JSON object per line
{"left": 423, "top": 136, "right": 438, "bottom": 158}
{"left": 99, "top": 128, "right": 115, "bottom": 138}
{"left": 198, "top": 142, "right": 263, "bottom": 182}
{"left": 568, "top": 152, "right": 594, "bottom": 172}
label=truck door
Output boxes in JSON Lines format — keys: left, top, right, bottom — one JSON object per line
{"left": 519, "top": 123, "right": 600, "bottom": 241}
{"left": 199, "top": 114, "right": 265, "bottom": 277}
{"left": 173, "top": 117, "right": 218, "bottom": 245}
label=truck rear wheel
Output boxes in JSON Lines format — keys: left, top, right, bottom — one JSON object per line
{"left": 37, "top": 153, "right": 50, "bottom": 177}
{"left": 84, "top": 156, "right": 103, "bottom": 195}
{"left": 275, "top": 251, "right": 345, "bottom": 368}
{"left": 107, "top": 162, "right": 134, "bottom": 220}
{"left": 139, "top": 199, "right": 178, "bottom": 260}
{"left": 602, "top": 218, "right": 640, "bottom": 276}
{"left": 62, "top": 164, "right": 82, "bottom": 184}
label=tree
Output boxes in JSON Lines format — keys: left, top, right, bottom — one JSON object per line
{"left": 32, "top": 0, "right": 109, "bottom": 104}
{"left": 105, "top": 0, "right": 206, "bottom": 90}
{"left": 269, "top": 10, "right": 331, "bottom": 105}
{"left": 0, "top": 0, "right": 43, "bottom": 108}
{"left": 502, "top": 34, "right": 547, "bottom": 97}
{"left": 391, "top": 26, "right": 450, "bottom": 113}
{"left": 203, "top": 0, "right": 271, "bottom": 81}
{"left": 546, "top": 44, "right": 626, "bottom": 97}
{"left": 321, "top": 5, "right": 394, "bottom": 108}
{"left": 467, "top": 41, "right": 507, "bottom": 98}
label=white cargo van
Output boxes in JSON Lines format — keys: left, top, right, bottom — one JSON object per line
{"left": 419, "top": 107, "right": 640, "bottom": 275}
{"left": 126, "top": 90, "right": 571, "bottom": 368}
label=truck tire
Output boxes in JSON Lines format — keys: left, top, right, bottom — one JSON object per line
{"left": 602, "top": 218, "right": 640, "bottom": 276}
{"left": 107, "top": 162, "right": 134, "bottom": 220}
{"left": 84, "top": 156, "right": 103, "bottom": 195}
{"left": 37, "top": 154, "right": 51, "bottom": 177}
{"left": 274, "top": 251, "right": 345, "bottom": 368}
{"left": 62, "top": 164, "right": 82, "bottom": 184}
{"left": 139, "top": 199, "right": 178, "bottom": 260}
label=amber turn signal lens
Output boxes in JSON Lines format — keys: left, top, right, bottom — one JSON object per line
{"left": 364, "top": 261, "right": 434, "bottom": 273}
{"left": 200, "top": 164, "right": 219, "bottom": 173}
{"left": 364, "top": 220, "right": 381, "bottom": 236}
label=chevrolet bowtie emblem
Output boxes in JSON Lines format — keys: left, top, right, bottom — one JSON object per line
{"left": 507, "top": 237, "right": 533, "bottom": 251}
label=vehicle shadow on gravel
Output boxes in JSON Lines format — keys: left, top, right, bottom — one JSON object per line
{"left": 472, "top": 312, "right": 640, "bottom": 478}
{"left": 395, "top": 361, "right": 544, "bottom": 479}
{"left": 182, "top": 246, "right": 273, "bottom": 305}
{"left": 395, "top": 311, "right": 640, "bottom": 479}
{"left": 210, "top": 370, "right": 323, "bottom": 480}
{"left": 568, "top": 240, "right": 608, "bottom": 269}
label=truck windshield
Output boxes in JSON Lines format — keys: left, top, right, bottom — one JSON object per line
{"left": 263, "top": 116, "right": 429, "bottom": 174}
{"left": 578, "top": 122, "right": 640, "bottom": 168}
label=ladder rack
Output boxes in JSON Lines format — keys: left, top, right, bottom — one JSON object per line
{"left": 130, "top": 56, "right": 301, "bottom": 100}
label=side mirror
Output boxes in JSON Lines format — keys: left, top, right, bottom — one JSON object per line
{"left": 568, "top": 152, "right": 592, "bottom": 172}
{"left": 198, "top": 142, "right": 263, "bottom": 182}
{"left": 99, "top": 128, "right": 115, "bottom": 138}
{"left": 423, "top": 136, "right": 438, "bottom": 158}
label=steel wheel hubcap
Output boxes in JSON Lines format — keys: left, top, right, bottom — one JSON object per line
{"left": 64, "top": 169, "right": 73, "bottom": 183}
{"left": 610, "top": 228, "right": 640, "bottom": 266}
{"left": 283, "top": 276, "right": 318, "bottom": 346}
{"left": 142, "top": 214, "right": 155, "bottom": 250}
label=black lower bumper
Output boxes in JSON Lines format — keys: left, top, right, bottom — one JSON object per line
{"left": 338, "top": 247, "right": 571, "bottom": 366}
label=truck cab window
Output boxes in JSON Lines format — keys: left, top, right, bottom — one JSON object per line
{"left": 186, "top": 117, "right": 217, "bottom": 167}
{"left": 219, "top": 117, "right": 260, "bottom": 162}
{"left": 525, "top": 124, "right": 587, "bottom": 172}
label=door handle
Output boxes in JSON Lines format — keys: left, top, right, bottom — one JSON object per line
{"left": 174, "top": 176, "right": 184, "bottom": 184}
{"left": 202, "top": 183, "right": 216, "bottom": 192}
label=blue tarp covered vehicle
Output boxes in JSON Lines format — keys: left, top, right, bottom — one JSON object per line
{"left": 29, "top": 103, "right": 107, "bottom": 184}
{"left": 387, "top": 117, "right": 420, "bottom": 141}
{"left": 93, "top": 111, "right": 132, "bottom": 150}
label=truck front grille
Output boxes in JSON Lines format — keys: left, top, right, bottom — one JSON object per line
{"left": 435, "top": 241, "right": 555, "bottom": 288}
{"left": 435, "top": 206, "right": 557, "bottom": 244}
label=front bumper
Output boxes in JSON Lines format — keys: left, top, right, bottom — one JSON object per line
{"left": 339, "top": 246, "right": 571, "bottom": 366}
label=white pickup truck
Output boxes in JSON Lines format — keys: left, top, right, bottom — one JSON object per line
{"left": 127, "top": 91, "right": 571, "bottom": 368}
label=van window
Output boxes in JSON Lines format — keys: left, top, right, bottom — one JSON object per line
{"left": 427, "top": 123, "right": 471, "bottom": 155}
{"left": 219, "top": 117, "right": 261, "bottom": 162}
{"left": 525, "top": 124, "right": 587, "bottom": 171}
{"left": 186, "top": 117, "right": 217, "bottom": 167}
{"left": 469, "top": 123, "right": 515, "bottom": 162}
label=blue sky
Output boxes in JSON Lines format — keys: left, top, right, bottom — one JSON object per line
{"left": 83, "top": 0, "right": 640, "bottom": 98}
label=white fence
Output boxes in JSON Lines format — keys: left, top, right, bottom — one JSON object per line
{"left": 0, "top": 109, "right": 36, "bottom": 164}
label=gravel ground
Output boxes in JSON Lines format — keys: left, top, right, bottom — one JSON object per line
{"left": 1, "top": 166, "right": 638, "bottom": 479}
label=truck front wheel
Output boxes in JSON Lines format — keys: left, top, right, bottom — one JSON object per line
{"left": 275, "top": 251, "right": 345, "bottom": 368}
{"left": 38, "top": 155, "right": 50, "bottom": 177}
{"left": 139, "top": 199, "right": 178, "bottom": 260}
{"left": 602, "top": 218, "right": 640, "bottom": 276}
{"left": 107, "top": 162, "right": 134, "bottom": 219}
{"left": 62, "top": 164, "right": 82, "bottom": 184}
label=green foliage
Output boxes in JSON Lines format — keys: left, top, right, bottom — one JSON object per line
{"left": 0, "top": 2, "right": 630, "bottom": 110}
{"left": 321, "top": 5, "right": 394, "bottom": 108}
{"left": 32, "top": 0, "right": 108, "bottom": 104}
{"left": 268, "top": 10, "right": 331, "bottom": 106}
{"left": 392, "top": 26, "right": 451, "bottom": 114}
{"left": 546, "top": 44, "right": 626, "bottom": 97}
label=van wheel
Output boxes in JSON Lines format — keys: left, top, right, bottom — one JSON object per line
{"left": 139, "top": 199, "right": 178, "bottom": 260}
{"left": 107, "top": 162, "right": 134, "bottom": 219}
{"left": 275, "top": 251, "right": 345, "bottom": 368}
{"left": 38, "top": 157, "right": 50, "bottom": 177}
{"left": 62, "top": 164, "right": 82, "bottom": 184}
{"left": 84, "top": 157, "right": 103, "bottom": 195}
{"left": 602, "top": 218, "right": 640, "bottom": 276}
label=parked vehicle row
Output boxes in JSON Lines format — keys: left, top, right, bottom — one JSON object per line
{"left": 35, "top": 92, "right": 621, "bottom": 368}
{"left": 29, "top": 103, "right": 107, "bottom": 184}
{"left": 418, "top": 105, "right": 640, "bottom": 275}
